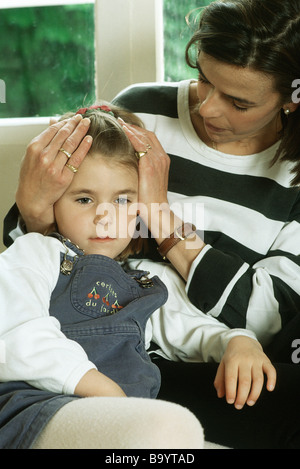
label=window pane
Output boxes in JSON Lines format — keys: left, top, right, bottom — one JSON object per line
{"left": 0, "top": 4, "right": 95, "bottom": 118}
{"left": 163, "top": 0, "right": 214, "bottom": 82}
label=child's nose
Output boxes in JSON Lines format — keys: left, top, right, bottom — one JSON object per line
{"left": 94, "top": 203, "right": 115, "bottom": 225}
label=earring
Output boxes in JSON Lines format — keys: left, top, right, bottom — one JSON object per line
{"left": 284, "top": 108, "right": 290, "bottom": 116}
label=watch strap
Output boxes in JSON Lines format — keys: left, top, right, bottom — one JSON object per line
{"left": 157, "top": 223, "right": 196, "bottom": 259}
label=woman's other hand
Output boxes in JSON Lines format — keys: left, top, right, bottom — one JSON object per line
{"left": 16, "top": 114, "right": 92, "bottom": 234}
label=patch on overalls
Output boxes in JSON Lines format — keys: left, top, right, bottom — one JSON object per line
{"left": 71, "top": 259, "right": 139, "bottom": 318}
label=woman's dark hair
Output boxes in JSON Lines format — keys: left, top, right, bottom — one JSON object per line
{"left": 186, "top": 0, "right": 300, "bottom": 184}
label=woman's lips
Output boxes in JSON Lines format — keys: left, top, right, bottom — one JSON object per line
{"left": 205, "top": 121, "right": 226, "bottom": 133}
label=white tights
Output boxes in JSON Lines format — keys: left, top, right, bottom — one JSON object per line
{"left": 32, "top": 397, "right": 204, "bottom": 449}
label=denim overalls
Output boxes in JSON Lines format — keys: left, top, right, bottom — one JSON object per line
{"left": 0, "top": 235, "right": 168, "bottom": 448}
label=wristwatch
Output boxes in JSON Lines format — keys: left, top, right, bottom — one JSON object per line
{"left": 157, "top": 223, "right": 196, "bottom": 260}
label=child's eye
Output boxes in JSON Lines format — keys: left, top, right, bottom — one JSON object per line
{"left": 77, "top": 197, "right": 92, "bottom": 204}
{"left": 115, "top": 196, "right": 129, "bottom": 205}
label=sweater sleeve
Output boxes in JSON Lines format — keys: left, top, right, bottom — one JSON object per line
{"left": 186, "top": 216, "right": 300, "bottom": 347}
{"left": 2, "top": 203, "right": 20, "bottom": 248}
{"left": 0, "top": 233, "right": 96, "bottom": 394}
{"left": 128, "top": 259, "right": 257, "bottom": 363}
{"left": 117, "top": 83, "right": 300, "bottom": 348}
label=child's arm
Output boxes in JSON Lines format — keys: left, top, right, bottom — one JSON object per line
{"left": 0, "top": 234, "right": 101, "bottom": 395}
{"left": 74, "top": 369, "right": 126, "bottom": 397}
{"left": 214, "top": 336, "right": 276, "bottom": 409}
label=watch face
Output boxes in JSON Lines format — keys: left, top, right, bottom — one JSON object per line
{"left": 176, "top": 223, "right": 196, "bottom": 240}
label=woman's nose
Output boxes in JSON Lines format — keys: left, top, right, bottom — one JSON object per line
{"left": 198, "top": 89, "right": 223, "bottom": 118}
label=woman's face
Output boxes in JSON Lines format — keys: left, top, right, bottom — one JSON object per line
{"left": 196, "top": 52, "right": 283, "bottom": 147}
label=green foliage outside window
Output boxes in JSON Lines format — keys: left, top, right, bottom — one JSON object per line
{"left": 0, "top": 4, "right": 95, "bottom": 118}
{"left": 0, "top": 1, "right": 214, "bottom": 118}
{"left": 163, "top": 0, "right": 214, "bottom": 82}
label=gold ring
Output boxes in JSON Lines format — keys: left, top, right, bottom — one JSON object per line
{"left": 135, "top": 151, "right": 146, "bottom": 159}
{"left": 59, "top": 148, "right": 72, "bottom": 159}
{"left": 135, "top": 144, "right": 152, "bottom": 159}
{"left": 65, "top": 163, "right": 78, "bottom": 173}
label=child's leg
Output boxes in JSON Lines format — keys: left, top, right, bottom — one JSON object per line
{"left": 32, "top": 397, "right": 204, "bottom": 449}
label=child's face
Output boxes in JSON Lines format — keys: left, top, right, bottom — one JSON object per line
{"left": 54, "top": 155, "right": 138, "bottom": 258}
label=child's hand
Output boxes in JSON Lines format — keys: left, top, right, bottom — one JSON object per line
{"left": 214, "top": 336, "right": 276, "bottom": 409}
{"left": 74, "top": 369, "right": 126, "bottom": 398}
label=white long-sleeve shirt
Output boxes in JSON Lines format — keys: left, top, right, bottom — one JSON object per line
{"left": 0, "top": 233, "right": 255, "bottom": 395}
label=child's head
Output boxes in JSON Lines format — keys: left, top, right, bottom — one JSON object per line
{"left": 53, "top": 102, "right": 146, "bottom": 260}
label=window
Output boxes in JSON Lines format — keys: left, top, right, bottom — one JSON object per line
{"left": 0, "top": 1, "right": 95, "bottom": 118}
{"left": 0, "top": 0, "right": 216, "bottom": 119}
{"left": 163, "top": 0, "right": 214, "bottom": 82}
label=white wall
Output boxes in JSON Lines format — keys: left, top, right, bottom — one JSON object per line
{"left": 0, "top": 118, "right": 49, "bottom": 252}
{"left": 0, "top": 0, "right": 163, "bottom": 252}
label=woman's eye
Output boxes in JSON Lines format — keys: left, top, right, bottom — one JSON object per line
{"left": 232, "top": 102, "right": 248, "bottom": 112}
{"left": 198, "top": 74, "right": 210, "bottom": 85}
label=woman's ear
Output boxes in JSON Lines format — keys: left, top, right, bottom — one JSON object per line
{"left": 283, "top": 102, "right": 299, "bottom": 115}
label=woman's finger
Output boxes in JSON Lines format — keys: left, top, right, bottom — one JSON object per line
{"left": 48, "top": 115, "right": 91, "bottom": 168}
{"left": 63, "top": 134, "right": 93, "bottom": 176}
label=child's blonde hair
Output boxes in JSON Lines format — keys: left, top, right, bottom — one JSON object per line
{"left": 56, "top": 101, "right": 147, "bottom": 260}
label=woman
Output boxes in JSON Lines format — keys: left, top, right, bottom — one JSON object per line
{"left": 4, "top": 0, "right": 300, "bottom": 448}
{"left": 115, "top": 0, "right": 300, "bottom": 349}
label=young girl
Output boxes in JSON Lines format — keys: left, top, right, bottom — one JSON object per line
{"left": 0, "top": 103, "right": 205, "bottom": 449}
{"left": 0, "top": 103, "right": 273, "bottom": 449}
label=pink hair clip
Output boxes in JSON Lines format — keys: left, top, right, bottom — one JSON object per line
{"left": 76, "top": 104, "right": 114, "bottom": 116}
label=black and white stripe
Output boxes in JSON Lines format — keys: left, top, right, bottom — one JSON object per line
{"left": 114, "top": 81, "right": 300, "bottom": 346}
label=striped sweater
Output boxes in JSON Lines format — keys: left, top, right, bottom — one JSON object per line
{"left": 113, "top": 80, "right": 300, "bottom": 346}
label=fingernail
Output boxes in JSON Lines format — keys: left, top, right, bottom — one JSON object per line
{"left": 227, "top": 399, "right": 234, "bottom": 404}
{"left": 85, "top": 136, "right": 92, "bottom": 143}
{"left": 235, "top": 404, "right": 243, "bottom": 410}
{"left": 247, "top": 400, "right": 255, "bottom": 406}
{"left": 82, "top": 117, "right": 91, "bottom": 126}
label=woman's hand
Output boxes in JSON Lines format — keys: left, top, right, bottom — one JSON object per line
{"left": 16, "top": 114, "right": 92, "bottom": 234}
{"left": 121, "top": 120, "right": 205, "bottom": 279}
{"left": 214, "top": 336, "right": 276, "bottom": 409}
{"left": 120, "top": 122, "right": 170, "bottom": 211}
